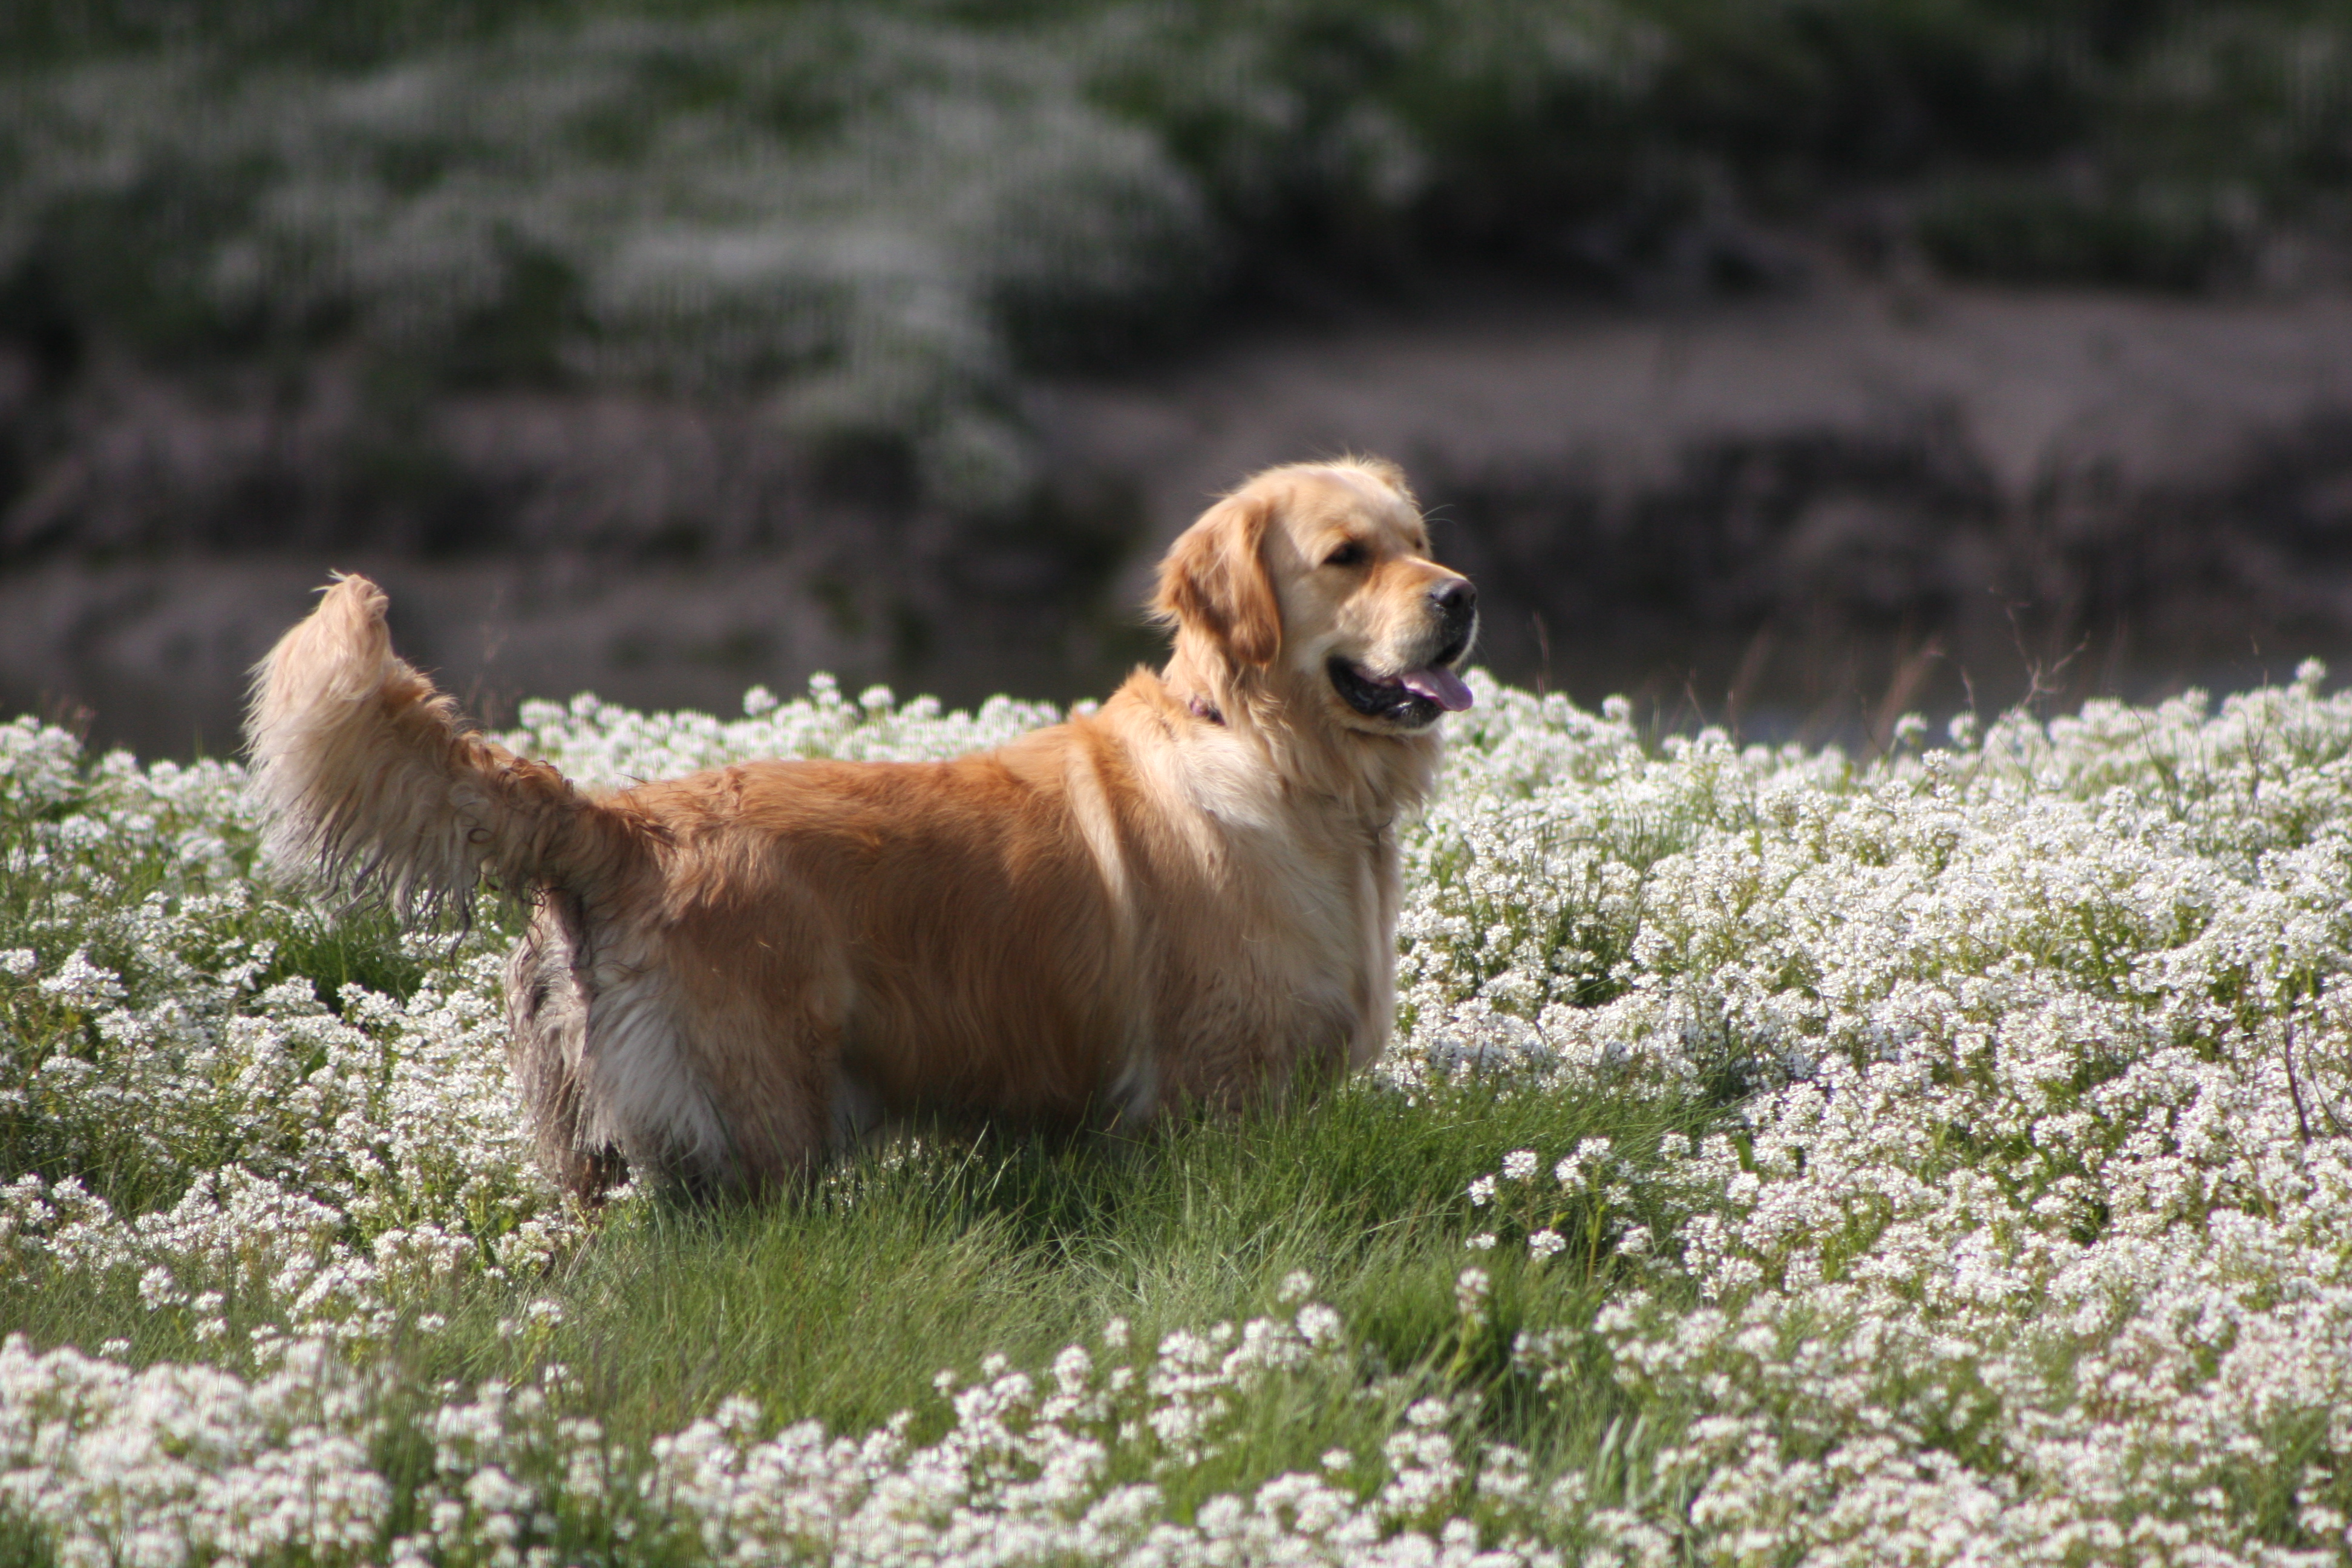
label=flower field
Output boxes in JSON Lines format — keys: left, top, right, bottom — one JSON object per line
{"left": 4, "top": 668, "right": 2352, "bottom": 1564}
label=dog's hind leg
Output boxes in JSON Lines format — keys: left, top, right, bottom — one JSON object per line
{"left": 506, "top": 892, "right": 626, "bottom": 1201}
{"left": 649, "top": 893, "right": 852, "bottom": 1195}
{"left": 669, "top": 973, "right": 845, "bottom": 1197}
{"left": 520, "top": 932, "right": 834, "bottom": 1201}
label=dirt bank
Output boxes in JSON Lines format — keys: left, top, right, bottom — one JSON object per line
{"left": 1045, "top": 280, "right": 2352, "bottom": 737}
{"left": 9, "top": 278, "right": 2352, "bottom": 756}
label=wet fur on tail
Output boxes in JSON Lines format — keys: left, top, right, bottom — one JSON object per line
{"left": 244, "top": 574, "right": 638, "bottom": 919}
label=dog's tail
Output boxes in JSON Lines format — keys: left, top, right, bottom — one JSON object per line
{"left": 244, "top": 574, "right": 644, "bottom": 918}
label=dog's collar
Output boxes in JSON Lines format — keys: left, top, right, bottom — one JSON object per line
{"left": 1184, "top": 693, "right": 1224, "bottom": 727}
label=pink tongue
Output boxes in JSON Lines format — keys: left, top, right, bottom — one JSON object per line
{"left": 1399, "top": 666, "right": 1474, "bottom": 712}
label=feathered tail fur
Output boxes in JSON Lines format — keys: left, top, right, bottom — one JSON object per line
{"left": 244, "top": 574, "right": 641, "bottom": 918}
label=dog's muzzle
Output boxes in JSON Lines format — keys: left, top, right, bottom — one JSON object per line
{"left": 1329, "top": 578, "right": 1478, "bottom": 726}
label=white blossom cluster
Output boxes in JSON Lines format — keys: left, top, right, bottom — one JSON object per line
{"left": 0, "top": 728, "right": 575, "bottom": 1370}
{"left": 1411, "top": 665, "right": 2352, "bottom": 1563}
{"left": 0, "top": 11, "right": 1210, "bottom": 510}
{"left": 502, "top": 675, "right": 1072, "bottom": 791}
{"left": 0, "top": 1285, "right": 1598, "bottom": 1568}
{"left": 7, "top": 661, "right": 2352, "bottom": 1561}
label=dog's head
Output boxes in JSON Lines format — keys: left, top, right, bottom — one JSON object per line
{"left": 1153, "top": 457, "right": 1477, "bottom": 735}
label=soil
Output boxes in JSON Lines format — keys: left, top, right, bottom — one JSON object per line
{"left": 9, "top": 276, "right": 2352, "bottom": 757}
{"left": 1039, "top": 279, "right": 2352, "bottom": 741}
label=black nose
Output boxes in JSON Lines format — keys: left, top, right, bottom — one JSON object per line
{"left": 1431, "top": 579, "right": 1476, "bottom": 617}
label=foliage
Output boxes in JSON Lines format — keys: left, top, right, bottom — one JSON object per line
{"left": 5, "top": 664, "right": 2352, "bottom": 1561}
{"left": 4, "top": 1, "right": 2350, "bottom": 524}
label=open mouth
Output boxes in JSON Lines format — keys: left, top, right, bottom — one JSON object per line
{"left": 1327, "top": 636, "right": 1474, "bottom": 725}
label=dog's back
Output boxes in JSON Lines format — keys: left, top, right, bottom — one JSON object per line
{"left": 601, "top": 743, "right": 1146, "bottom": 1134}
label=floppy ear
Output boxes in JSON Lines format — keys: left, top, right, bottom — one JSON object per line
{"left": 1153, "top": 492, "right": 1281, "bottom": 667}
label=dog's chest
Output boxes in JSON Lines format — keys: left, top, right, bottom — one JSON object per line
{"left": 1182, "top": 808, "right": 1389, "bottom": 1055}
{"left": 1248, "top": 820, "right": 1377, "bottom": 959}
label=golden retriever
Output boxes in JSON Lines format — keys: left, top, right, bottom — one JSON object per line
{"left": 244, "top": 457, "right": 1477, "bottom": 1198}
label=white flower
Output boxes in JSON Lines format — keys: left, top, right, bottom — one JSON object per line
{"left": 16, "top": 664, "right": 2352, "bottom": 1564}
{"left": 36, "top": 950, "right": 122, "bottom": 1008}
{"left": 1296, "top": 1305, "right": 1342, "bottom": 1345}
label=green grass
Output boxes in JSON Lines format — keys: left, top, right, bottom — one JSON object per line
{"left": 0, "top": 701, "right": 1716, "bottom": 1555}
{"left": 0, "top": 1067, "right": 1713, "bottom": 1568}
{"left": 5, "top": 1067, "right": 1708, "bottom": 1498}
{"left": 11, "top": 683, "right": 2352, "bottom": 1558}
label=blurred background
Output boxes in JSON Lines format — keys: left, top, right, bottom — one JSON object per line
{"left": 5, "top": 0, "right": 2352, "bottom": 756}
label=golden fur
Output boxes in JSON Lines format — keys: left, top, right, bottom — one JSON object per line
{"left": 244, "top": 457, "right": 1478, "bottom": 1198}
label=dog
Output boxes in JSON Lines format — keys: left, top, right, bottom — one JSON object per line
{"left": 244, "top": 457, "right": 1477, "bottom": 1198}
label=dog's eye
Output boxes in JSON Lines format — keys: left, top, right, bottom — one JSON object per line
{"left": 1324, "top": 541, "right": 1368, "bottom": 569}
